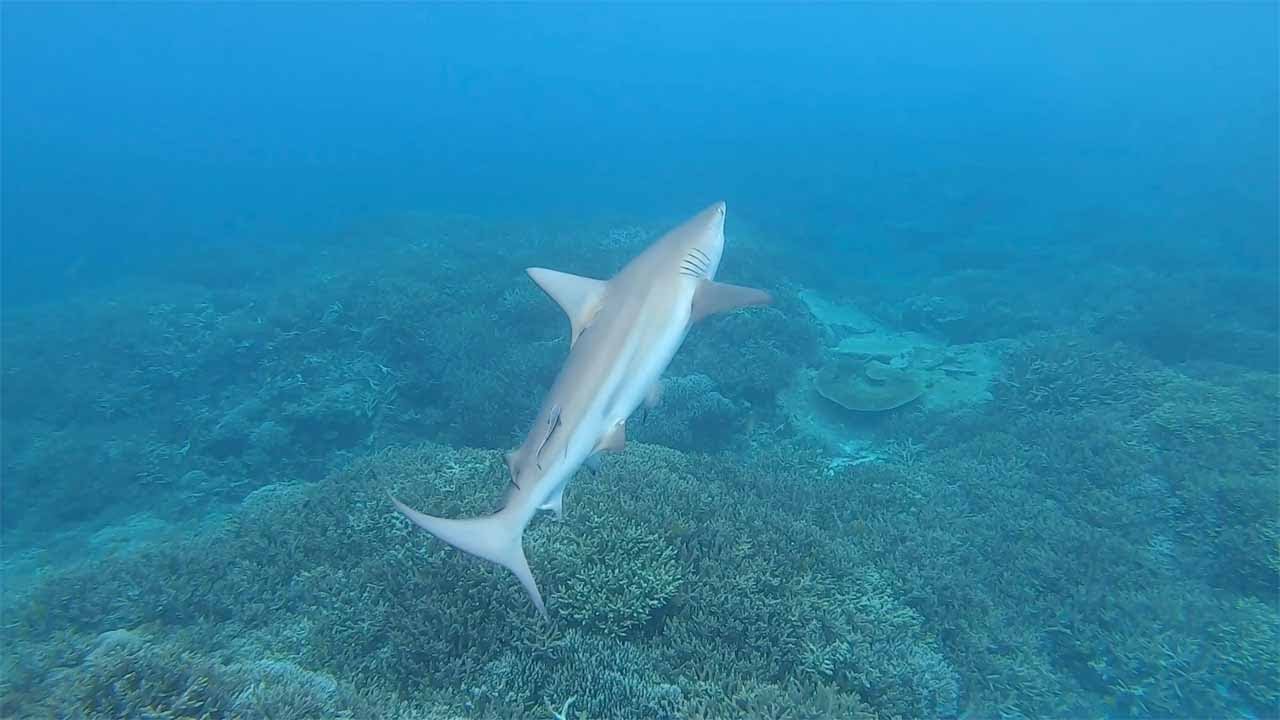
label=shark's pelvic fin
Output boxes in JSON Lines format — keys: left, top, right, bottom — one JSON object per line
{"left": 526, "top": 267, "right": 607, "bottom": 345}
{"left": 690, "top": 279, "right": 772, "bottom": 323}
{"left": 594, "top": 421, "right": 626, "bottom": 453}
{"left": 504, "top": 449, "right": 522, "bottom": 487}
{"left": 387, "top": 492, "right": 547, "bottom": 619}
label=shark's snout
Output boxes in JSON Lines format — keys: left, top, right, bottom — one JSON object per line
{"left": 700, "top": 201, "right": 727, "bottom": 236}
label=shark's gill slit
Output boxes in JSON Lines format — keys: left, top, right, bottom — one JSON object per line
{"left": 680, "top": 252, "right": 709, "bottom": 278}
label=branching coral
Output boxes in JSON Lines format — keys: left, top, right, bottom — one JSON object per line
{"left": 2, "top": 440, "right": 971, "bottom": 719}
{"left": 995, "top": 332, "right": 1160, "bottom": 416}
{"left": 2, "top": 213, "right": 1276, "bottom": 720}
{"left": 630, "top": 373, "right": 746, "bottom": 452}
{"left": 546, "top": 514, "right": 683, "bottom": 638}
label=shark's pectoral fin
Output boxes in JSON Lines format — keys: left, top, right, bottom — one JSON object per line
{"left": 388, "top": 492, "right": 547, "bottom": 619}
{"left": 691, "top": 279, "right": 772, "bottom": 323}
{"left": 582, "top": 453, "right": 604, "bottom": 474}
{"left": 526, "top": 267, "right": 607, "bottom": 345}
{"left": 594, "top": 421, "right": 626, "bottom": 454}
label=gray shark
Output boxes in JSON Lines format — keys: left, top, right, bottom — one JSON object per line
{"left": 389, "top": 201, "right": 771, "bottom": 617}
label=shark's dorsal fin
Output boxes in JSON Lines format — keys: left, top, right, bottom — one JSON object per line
{"left": 527, "top": 267, "right": 607, "bottom": 345}
{"left": 691, "top": 279, "right": 772, "bottom": 323}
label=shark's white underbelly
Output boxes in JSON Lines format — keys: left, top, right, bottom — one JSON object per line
{"left": 530, "top": 296, "right": 692, "bottom": 515}
{"left": 598, "top": 298, "right": 691, "bottom": 430}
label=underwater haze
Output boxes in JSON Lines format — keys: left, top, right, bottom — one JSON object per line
{"left": 2, "top": 3, "right": 1277, "bottom": 719}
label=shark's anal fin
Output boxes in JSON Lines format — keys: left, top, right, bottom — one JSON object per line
{"left": 539, "top": 485, "right": 565, "bottom": 520}
{"left": 526, "top": 267, "right": 607, "bottom": 345}
{"left": 644, "top": 380, "right": 663, "bottom": 409}
{"left": 388, "top": 492, "right": 547, "bottom": 619}
{"left": 691, "top": 279, "right": 772, "bottom": 323}
{"left": 594, "top": 421, "right": 626, "bottom": 454}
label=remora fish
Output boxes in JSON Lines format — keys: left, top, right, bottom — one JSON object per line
{"left": 389, "top": 201, "right": 771, "bottom": 617}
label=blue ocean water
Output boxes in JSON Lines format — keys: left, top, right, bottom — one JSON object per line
{"left": 2, "top": 4, "right": 1277, "bottom": 718}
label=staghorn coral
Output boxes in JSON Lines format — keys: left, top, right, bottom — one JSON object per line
{"left": 1140, "top": 369, "right": 1278, "bottom": 471}
{"left": 229, "top": 658, "right": 367, "bottom": 720}
{"left": 630, "top": 373, "right": 746, "bottom": 452}
{"left": 2, "top": 627, "right": 381, "bottom": 720}
{"left": 994, "top": 331, "right": 1161, "bottom": 416}
{"left": 3, "top": 219, "right": 1276, "bottom": 720}
{"left": 539, "top": 631, "right": 683, "bottom": 719}
{"left": 1207, "top": 597, "right": 1280, "bottom": 711}
{"left": 2, "top": 440, "right": 968, "bottom": 719}
{"left": 546, "top": 513, "right": 683, "bottom": 638}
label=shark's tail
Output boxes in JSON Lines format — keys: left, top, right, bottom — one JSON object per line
{"left": 387, "top": 492, "right": 546, "bottom": 618}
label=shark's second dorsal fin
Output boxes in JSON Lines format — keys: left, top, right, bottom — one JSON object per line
{"left": 527, "top": 267, "right": 607, "bottom": 345}
{"left": 691, "top": 279, "right": 772, "bottom": 323}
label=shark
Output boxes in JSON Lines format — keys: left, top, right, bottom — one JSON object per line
{"left": 388, "top": 201, "right": 771, "bottom": 618}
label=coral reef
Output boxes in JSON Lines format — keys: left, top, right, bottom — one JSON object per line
{"left": 0, "top": 627, "right": 379, "bottom": 720}
{"left": 630, "top": 373, "right": 746, "bottom": 453}
{"left": 814, "top": 357, "right": 924, "bottom": 412}
{"left": 1, "top": 210, "right": 1276, "bottom": 719}
{"left": 1, "top": 441, "right": 967, "bottom": 719}
{"left": 900, "top": 293, "right": 970, "bottom": 339}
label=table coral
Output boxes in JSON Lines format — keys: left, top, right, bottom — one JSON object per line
{"left": 815, "top": 357, "right": 924, "bottom": 412}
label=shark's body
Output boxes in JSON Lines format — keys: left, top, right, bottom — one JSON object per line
{"left": 389, "top": 201, "right": 770, "bottom": 617}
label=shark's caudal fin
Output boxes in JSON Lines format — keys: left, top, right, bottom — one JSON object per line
{"left": 387, "top": 493, "right": 547, "bottom": 618}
